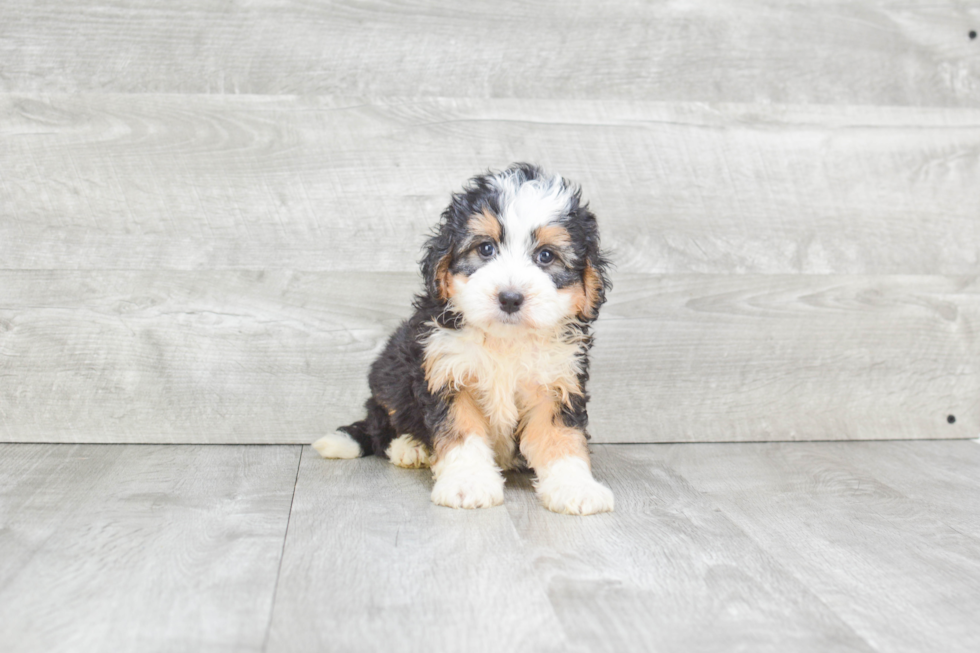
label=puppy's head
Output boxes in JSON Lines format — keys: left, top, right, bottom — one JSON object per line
{"left": 421, "top": 163, "right": 609, "bottom": 333}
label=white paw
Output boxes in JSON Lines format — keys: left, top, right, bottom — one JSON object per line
{"left": 386, "top": 434, "right": 432, "bottom": 469}
{"left": 311, "top": 431, "right": 361, "bottom": 459}
{"left": 430, "top": 436, "right": 504, "bottom": 509}
{"left": 431, "top": 472, "right": 504, "bottom": 509}
{"left": 535, "top": 457, "right": 615, "bottom": 516}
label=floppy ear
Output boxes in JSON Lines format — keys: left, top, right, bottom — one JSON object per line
{"left": 577, "top": 207, "right": 611, "bottom": 321}
{"left": 420, "top": 216, "right": 456, "bottom": 303}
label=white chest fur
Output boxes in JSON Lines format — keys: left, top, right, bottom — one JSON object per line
{"left": 423, "top": 324, "right": 586, "bottom": 466}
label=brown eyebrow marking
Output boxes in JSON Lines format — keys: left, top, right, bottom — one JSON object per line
{"left": 533, "top": 224, "right": 572, "bottom": 250}
{"left": 470, "top": 208, "right": 502, "bottom": 242}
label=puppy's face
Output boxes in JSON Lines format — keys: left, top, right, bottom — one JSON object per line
{"left": 422, "top": 165, "right": 608, "bottom": 333}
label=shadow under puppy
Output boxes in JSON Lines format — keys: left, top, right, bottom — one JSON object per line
{"left": 313, "top": 163, "right": 614, "bottom": 515}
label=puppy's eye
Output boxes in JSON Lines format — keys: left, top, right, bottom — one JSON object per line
{"left": 536, "top": 249, "right": 555, "bottom": 265}
{"left": 477, "top": 242, "right": 496, "bottom": 258}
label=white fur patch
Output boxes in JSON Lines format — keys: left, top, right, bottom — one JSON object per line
{"left": 430, "top": 436, "right": 505, "bottom": 509}
{"left": 423, "top": 324, "right": 586, "bottom": 471}
{"left": 450, "top": 257, "right": 575, "bottom": 332}
{"left": 386, "top": 434, "right": 432, "bottom": 469}
{"left": 494, "top": 171, "right": 572, "bottom": 243}
{"left": 535, "top": 457, "right": 614, "bottom": 515}
{"left": 449, "top": 171, "right": 578, "bottom": 333}
{"left": 311, "top": 431, "right": 361, "bottom": 459}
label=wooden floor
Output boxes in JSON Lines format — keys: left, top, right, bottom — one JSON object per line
{"left": 2, "top": 440, "right": 979, "bottom": 653}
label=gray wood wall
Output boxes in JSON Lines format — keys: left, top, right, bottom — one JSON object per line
{"left": 1, "top": 1, "right": 978, "bottom": 443}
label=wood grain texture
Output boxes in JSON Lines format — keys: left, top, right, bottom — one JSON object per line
{"left": 2, "top": 271, "right": 975, "bottom": 444}
{"left": 1, "top": 1, "right": 978, "bottom": 106}
{"left": 0, "top": 270, "right": 418, "bottom": 443}
{"left": 502, "top": 445, "right": 875, "bottom": 653}
{"left": 3, "top": 94, "right": 979, "bottom": 274}
{"left": 804, "top": 440, "right": 980, "bottom": 540}
{"left": 265, "top": 449, "right": 570, "bottom": 653}
{"left": 0, "top": 444, "right": 300, "bottom": 653}
{"left": 2, "top": 442, "right": 978, "bottom": 651}
{"left": 663, "top": 441, "right": 980, "bottom": 653}
{"left": 590, "top": 273, "right": 980, "bottom": 443}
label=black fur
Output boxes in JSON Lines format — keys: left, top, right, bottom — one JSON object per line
{"left": 337, "top": 163, "right": 610, "bottom": 458}
{"left": 337, "top": 310, "right": 447, "bottom": 457}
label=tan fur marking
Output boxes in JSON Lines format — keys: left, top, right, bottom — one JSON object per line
{"left": 534, "top": 224, "right": 572, "bottom": 250}
{"left": 434, "top": 388, "right": 490, "bottom": 460}
{"left": 519, "top": 364, "right": 583, "bottom": 410}
{"left": 433, "top": 254, "right": 455, "bottom": 301}
{"left": 553, "top": 370, "right": 584, "bottom": 407}
{"left": 518, "top": 394, "right": 589, "bottom": 470}
{"left": 471, "top": 208, "right": 502, "bottom": 241}
{"left": 560, "top": 282, "right": 588, "bottom": 321}
{"left": 581, "top": 262, "right": 603, "bottom": 319}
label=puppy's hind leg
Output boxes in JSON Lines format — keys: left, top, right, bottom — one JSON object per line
{"left": 312, "top": 397, "right": 395, "bottom": 460}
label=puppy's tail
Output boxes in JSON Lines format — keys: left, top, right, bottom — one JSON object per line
{"left": 311, "top": 429, "right": 365, "bottom": 459}
{"left": 311, "top": 397, "right": 396, "bottom": 460}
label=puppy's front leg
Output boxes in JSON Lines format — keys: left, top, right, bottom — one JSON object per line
{"left": 520, "top": 398, "right": 614, "bottom": 516}
{"left": 430, "top": 389, "right": 504, "bottom": 509}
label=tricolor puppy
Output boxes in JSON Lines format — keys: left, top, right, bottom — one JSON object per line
{"left": 312, "top": 163, "right": 613, "bottom": 515}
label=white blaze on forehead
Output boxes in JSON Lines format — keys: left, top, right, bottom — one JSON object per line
{"left": 494, "top": 172, "right": 572, "bottom": 252}
{"left": 448, "top": 168, "right": 580, "bottom": 332}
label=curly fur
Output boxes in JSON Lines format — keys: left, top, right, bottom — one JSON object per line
{"left": 313, "top": 163, "right": 614, "bottom": 515}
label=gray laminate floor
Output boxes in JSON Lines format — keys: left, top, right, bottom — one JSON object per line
{"left": 1, "top": 440, "right": 979, "bottom": 653}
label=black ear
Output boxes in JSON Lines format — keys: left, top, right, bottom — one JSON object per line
{"left": 420, "top": 210, "right": 457, "bottom": 303}
{"left": 576, "top": 205, "right": 611, "bottom": 321}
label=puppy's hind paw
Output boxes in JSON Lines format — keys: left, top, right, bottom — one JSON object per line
{"left": 386, "top": 434, "right": 432, "bottom": 469}
{"left": 311, "top": 431, "right": 362, "bottom": 459}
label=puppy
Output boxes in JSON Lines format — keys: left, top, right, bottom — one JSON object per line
{"left": 312, "top": 163, "right": 614, "bottom": 515}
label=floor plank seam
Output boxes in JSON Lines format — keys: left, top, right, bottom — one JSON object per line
{"left": 499, "top": 485, "right": 577, "bottom": 651}
{"left": 261, "top": 445, "right": 304, "bottom": 653}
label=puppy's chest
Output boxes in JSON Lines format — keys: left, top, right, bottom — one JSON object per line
{"left": 424, "top": 327, "right": 583, "bottom": 427}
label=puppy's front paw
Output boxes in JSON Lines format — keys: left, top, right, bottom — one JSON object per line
{"left": 430, "top": 435, "right": 504, "bottom": 509}
{"left": 431, "top": 471, "right": 504, "bottom": 509}
{"left": 535, "top": 457, "right": 614, "bottom": 516}
{"left": 539, "top": 477, "right": 614, "bottom": 515}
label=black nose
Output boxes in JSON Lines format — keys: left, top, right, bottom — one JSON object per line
{"left": 498, "top": 290, "right": 524, "bottom": 314}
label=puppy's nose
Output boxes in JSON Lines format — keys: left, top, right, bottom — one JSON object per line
{"left": 498, "top": 290, "right": 524, "bottom": 314}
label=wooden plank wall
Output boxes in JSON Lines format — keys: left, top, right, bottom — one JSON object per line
{"left": 1, "top": 1, "right": 978, "bottom": 443}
